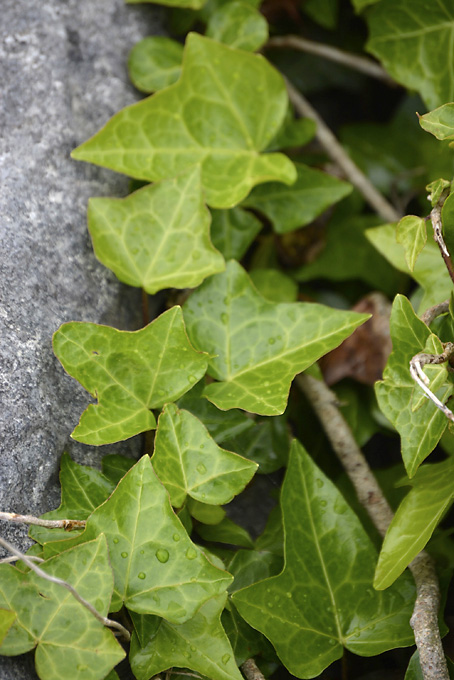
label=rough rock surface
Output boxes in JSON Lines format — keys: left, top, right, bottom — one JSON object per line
{"left": 0, "top": 2, "right": 162, "bottom": 677}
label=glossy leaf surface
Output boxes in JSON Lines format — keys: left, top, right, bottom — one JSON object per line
{"left": 72, "top": 34, "right": 296, "bottom": 209}
{"left": 366, "top": 223, "right": 452, "bottom": 310}
{"left": 233, "top": 442, "right": 415, "bottom": 678}
{"left": 367, "top": 0, "right": 454, "bottom": 109}
{"left": 375, "top": 295, "right": 451, "bottom": 477}
{"left": 130, "top": 595, "right": 242, "bottom": 680}
{"left": 128, "top": 37, "right": 183, "bottom": 93}
{"left": 242, "top": 163, "right": 352, "bottom": 234}
{"left": 53, "top": 307, "right": 208, "bottom": 445}
{"left": 153, "top": 403, "right": 257, "bottom": 507}
{"left": 184, "top": 260, "right": 369, "bottom": 415}
{"left": 210, "top": 207, "right": 262, "bottom": 261}
{"left": 206, "top": 1, "right": 268, "bottom": 51}
{"left": 375, "top": 457, "right": 454, "bottom": 589}
{"left": 30, "top": 453, "right": 114, "bottom": 545}
{"left": 44, "top": 456, "right": 231, "bottom": 622}
{"left": 0, "top": 537, "right": 125, "bottom": 680}
{"left": 88, "top": 168, "right": 224, "bottom": 294}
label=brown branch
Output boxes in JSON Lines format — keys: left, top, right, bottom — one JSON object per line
{"left": 241, "top": 658, "right": 266, "bottom": 680}
{"left": 430, "top": 193, "right": 454, "bottom": 287}
{"left": 0, "top": 511, "right": 85, "bottom": 531}
{"left": 296, "top": 372, "right": 448, "bottom": 680}
{"left": 0, "top": 535, "right": 130, "bottom": 641}
{"left": 410, "top": 343, "right": 454, "bottom": 423}
{"left": 266, "top": 35, "right": 394, "bottom": 84}
{"left": 421, "top": 300, "right": 450, "bottom": 327}
{"left": 285, "top": 80, "right": 401, "bottom": 224}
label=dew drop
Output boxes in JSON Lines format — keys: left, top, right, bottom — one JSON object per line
{"left": 197, "top": 463, "right": 207, "bottom": 474}
{"left": 190, "top": 645, "right": 196, "bottom": 652}
{"left": 315, "top": 478, "right": 324, "bottom": 488}
{"left": 156, "top": 549, "right": 170, "bottom": 563}
{"left": 121, "top": 552, "right": 128, "bottom": 559}
{"left": 157, "top": 389, "right": 165, "bottom": 396}
{"left": 113, "top": 538, "right": 119, "bottom": 544}
{"left": 285, "top": 592, "right": 292, "bottom": 599}
{"left": 222, "top": 654, "right": 231, "bottom": 665}
{"left": 77, "top": 664, "right": 88, "bottom": 671}
{"left": 200, "top": 444, "right": 205, "bottom": 449}
{"left": 328, "top": 639, "right": 336, "bottom": 646}
{"left": 186, "top": 547, "right": 197, "bottom": 560}
{"left": 268, "top": 337, "right": 276, "bottom": 345}
{"left": 173, "top": 533, "right": 181, "bottom": 542}
{"left": 140, "top": 549, "right": 144, "bottom": 555}
{"left": 138, "top": 572, "right": 146, "bottom": 580}
{"left": 188, "top": 375, "right": 196, "bottom": 384}
{"left": 192, "top": 251, "right": 201, "bottom": 261}
{"left": 320, "top": 500, "right": 327, "bottom": 507}
{"left": 221, "top": 313, "right": 228, "bottom": 324}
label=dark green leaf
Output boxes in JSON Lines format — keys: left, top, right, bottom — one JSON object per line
{"left": 210, "top": 207, "right": 262, "bottom": 260}
{"left": 249, "top": 269, "right": 298, "bottom": 302}
{"left": 232, "top": 441, "right": 415, "bottom": 678}
{"left": 102, "top": 454, "right": 136, "bottom": 486}
{"left": 396, "top": 215, "right": 427, "bottom": 272}
{"left": 197, "top": 517, "right": 254, "bottom": 548}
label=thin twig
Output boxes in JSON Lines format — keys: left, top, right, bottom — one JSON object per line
{"left": 409, "top": 343, "right": 454, "bottom": 422}
{"left": 266, "top": 35, "right": 394, "bottom": 84}
{"left": 241, "top": 658, "right": 266, "bottom": 680}
{"left": 0, "top": 555, "right": 44, "bottom": 565}
{"left": 296, "top": 372, "right": 449, "bottom": 680}
{"left": 421, "top": 300, "right": 450, "bottom": 327}
{"left": 285, "top": 80, "right": 401, "bottom": 223}
{"left": 0, "top": 536, "right": 130, "bottom": 641}
{"left": 0, "top": 511, "right": 86, "bottom": 530}
{"left": 430, "top": 192, "right": 454, "bottom": 286}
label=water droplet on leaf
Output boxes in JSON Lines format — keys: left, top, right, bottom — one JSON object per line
{"left": 138, "top": 572, "right": 146, "bottom": 580}
{"left": 186, "top": 547, "right": 197, "bottom": 560}
{"left": 156, "top": 548, "right": 169, "bottom": 563}
{"left": 197, "top": 463, "right": 207, "bottom": 474}
{"left": 121, "top": 552, "right": 128, "bottom": 558}
{"left": 222, "top": 654, "right": 230, "bottom": 664}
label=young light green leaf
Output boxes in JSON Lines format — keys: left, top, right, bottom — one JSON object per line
{"left": 187, "top": 498, "right": 226, "bottom": 525}
{"left": 427, "top": 178, "right": 451, "bottom": 206}
{"left": 197, "top": 516, "right": 254, "bottom": 548}
{"left": 29, "top": 452, "right": 115, "bottom": 545}
{"left": 206, "top": 1, "right": 268, "bottom": 51}
{"left": 242, "top": 163, "right": 352, "bottom": 234}
{"left": 129, "top": 594, "right": 243, "bottom": 680}
{"left": 53, "top": 306, "right": 208, "bottom": 445}
{"left": 366, "top": 223, "right": 452, "bottom": 311}
{"left": 0, "top": 536, "right": 125, "bottom": 680}
{"left": 43, "top": 456, "right": 231, "bottom": 622}
{"left": 296, "top": 214, "right": 401, "bottom": 297}
{"left": 128, "top": 37, "right": 183, "bottom": 93}
{"left": 102, "top": 454, "right": 136, "bottom": 486}
{"left": 366, "top": 1, "right": 454, "bottom": 109}
{"left": 88, "top": 168, "right": 224, "bottom": 294}
{"left": 152, "top": 403, "right": 257, "bottom": 507}
{"left": 72, "top": 33, "right": 296, "bottom": 209}
{"left": 177, "top": 380, "right": 255, "bottom": 443}
{"left": 183, "top": 260, "right": 369, "bottom": 415}
{"left": 232, "top": 441, "right": 415, "bottom": 678}
{"left": 210, "top": 207, "right": 262, "bottom": 261}
{"left": 375, "top": 295, "right": 452, "bottom": 477}
{"left": 0, "top": 610, "right": 16, "bottom": 646}
{"left": 419, "top": 103, "right": 454, "bottom": 141}
{"left": 375, "top": 457, "right": 454, "bottom": 590}
{"left": 396, "top": 215, "right": 427, "bottom": 272}
{"left": 249, "top": 269, "right": 298, "bottom": 302}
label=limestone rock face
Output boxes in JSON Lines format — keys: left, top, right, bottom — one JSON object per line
{"left": 0, "top": 2, "right": 162, "bottom": 676}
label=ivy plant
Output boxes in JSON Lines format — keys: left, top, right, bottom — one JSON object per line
{"left": 4, "top": 1, "right": 454, "bottom": 680}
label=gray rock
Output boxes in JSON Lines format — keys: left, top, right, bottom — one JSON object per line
{"left": 0, "top": 1, "right": 163, "bottom": 677}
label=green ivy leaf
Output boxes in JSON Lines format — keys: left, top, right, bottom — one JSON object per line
{"left": 43, "top": 456, "right": 231, "bottom": 622}
{"left": 210, "top": 207, "right": 262, "bottom": 261}
{"left": 228, "top": 549, "right": 283, "bottom": 593}
{"left": 296, "top": 214, "right": 400, "bottom": 296}
{"left": 232, "top": 441, "right": 415, "bottom": 678}
{"left": 351, "top": 0, "right": 380, "bottom": 10}
{"left": 177, "top": 380, "right": 255, "bottom": 443}
{"left": 249, "top": 269, "right": 298, "bottom": 303}
{"left": 197, "top": 516, "right": 254, "bottom": 548}
{"left": 242, "top": 163, "right": 352, "bottom": 234}
{"left": 375, "top": 457, "right": 454, "bottom": 590}
{"left": 183, "top": 260, "right": 369, "bottom": 415}
{"left": 53, "top": 306, "right": 208, "bottom": 445}
{"left": 419, "top": 104, "right": 454, "bottom": 141}
{"left": 222, "top": 414, "right": 289, "bottom": 473}
{"left": 303, "top": 0, "right": 338, "bottom": 29}
{"left": 266, "top": 107, "right": 316, "bottom": 152}
{"left": 396, "top": 215, "right": 427, "bottom": 272}
{"left": 375, "top": 295, "right": 452, "bottom": 477}
{"left": 366, "top": 223, "right": 452, "bottom": 310}
{"left": 0, "top": 610, "right": 16, "bottom": 646}
{"left": 187, "top": 498, "right": 226, "bottom": 525}
{"left": 129, "top": 594, "right": 242, "bottom": 680}
{"left": 128, "top": 37, "right": 184, "bottom": 93}
{"left": 152, "top": 403, "right": 257, "bottom": 507}
{"left": 29, "top": 452, "right": 115, "bottom": 545}
{"left": 88, "top": 168, "right": 224, "bottom": 294}
{"left": 366, "top": 0, "right": 454, "bottom": 109}
{"left": 221, "top": 605, "right": 266, "bottom": 665}
{"left": 427, "top": 178, "right": 451, "bottom": 206}
{"left": 102, "top": 454, "right": 136, "bottom": 486}
{"left": 0, "top": 536, "right": 125, "bottom": 679}
{"left": 72, "top": 33, "right": 296, "bottom": 209}
{"left": 206, "top": 1, "right": 268, "bottom": 51}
